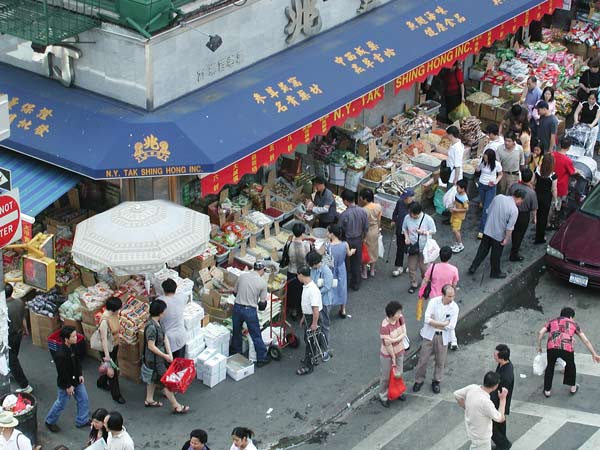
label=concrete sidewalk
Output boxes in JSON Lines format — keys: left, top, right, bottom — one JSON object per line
{"left": 18, "top": 204, "right": 547, "bottom": 450}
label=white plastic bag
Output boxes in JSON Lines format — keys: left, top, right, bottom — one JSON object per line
{"left": 378, "top": 235, "right": 385, "bottom": 259}
{"left": 423, "top": 237, "right": 440, "bottom": 264}
{"left": 443, "top": 185, "right": 458, "bottom": 209}
{"left": 533, "top": 352, "right": 547, "bottom": 376}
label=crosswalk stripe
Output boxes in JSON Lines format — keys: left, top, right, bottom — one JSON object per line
{"left": 348, "top": 397, "right": 442, "bottom": 450}
{"left": 578, "top": 428, "right": 600, "bottom": 450}
{"left": 429, "top": 421, "right": 469, "bottom": 450}
{"left": 505, "top": 343, "right": 600, "bottom": 377}
{"left": 511, "top": 416, "right": 566, "bottom": 450}
{"left": 511, "top": 400, "right": 600, "bottom": 427}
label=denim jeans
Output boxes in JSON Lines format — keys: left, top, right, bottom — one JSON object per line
{"left": 232, "top": 304, "right": 268, "bottom": 361}
{"left": 45, "top": 383, "right": 90, "bottom": 426}
{"left": 478, "top": 183, "right": 497, "bottom": 232}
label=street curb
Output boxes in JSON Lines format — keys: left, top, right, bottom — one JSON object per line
{"left": 270, "top": 256, "right": 545, "bottom": 449}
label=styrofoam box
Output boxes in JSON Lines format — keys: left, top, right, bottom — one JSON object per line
{"left": 203, "top": 354, "right": 227, "bottom": 388}
{"left": 185, "top": 336, "right": 206, "bottom": 360}
{"left": 195, "top": 348, "right": 217, "bottom": 380}
{"left": 226, "top": 354, "right": 255, "bottom": 381}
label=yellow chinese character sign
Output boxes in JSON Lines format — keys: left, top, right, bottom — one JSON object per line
{"left": 333, "top": 40, "right": 396, "bottom": 75}
{"left": 252, "top": 76, "right": 323, "bottom": 113}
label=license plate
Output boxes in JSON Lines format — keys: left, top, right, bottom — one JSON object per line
{"left": 569, "top": 273, "right": 588, "bottom": 287}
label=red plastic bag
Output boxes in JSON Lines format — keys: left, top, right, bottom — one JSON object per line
{"left": 160, "top": 358, "right": 196, "bottom": 393}
{"left": 361, "top": 242, "right": 370, "bottom": 265}
{"left": 388, "top": 367, "right": 406, "bottom": 400}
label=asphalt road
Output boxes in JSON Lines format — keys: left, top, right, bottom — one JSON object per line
{"left": 292, "top": 271, "right": 600, "bottom": 450}
{"left": 13, "top": 205, "right": 553, "bottom": 450}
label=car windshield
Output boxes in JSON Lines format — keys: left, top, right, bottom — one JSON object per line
{"left": 581, "top": 185, "right": 600, "bottom": 217}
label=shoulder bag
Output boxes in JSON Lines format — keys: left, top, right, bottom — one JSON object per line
{"left": 90, "top": 319, "right": 114, "bottom": 353}
{"left": 406, "top": 216, "right": 425, "bottom": 255}
{"left": 280, "top": 237, "right": 292, "bottom": 268}
{"left": 422, "top": 263, "right": 436, "bottom": 300}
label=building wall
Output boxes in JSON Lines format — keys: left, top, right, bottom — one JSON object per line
{"left": 0, "top": 0, "right": 393, "bottom": 110}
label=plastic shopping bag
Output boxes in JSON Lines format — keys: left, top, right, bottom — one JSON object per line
{"left": 448, "top": 102, "right": 471, "bottom": 123}
{"left": 388, "top": 368, "right": 406, "bottom": 400}
{"left": 378, "top": 235, "right": 385, "bottom": 259}
{"left": 423, "top": 237, "right": 440, "bottom": 264}
{"left": 533, "top": 352, "right": 547, "bottom": 376}
{"left": 443, "top": 185, "right": 458, "bottom": 210}
{"left": 361, "top": 242, "right": 370, "bottom": 265}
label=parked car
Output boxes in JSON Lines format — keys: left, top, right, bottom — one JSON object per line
{"left": 545, "top": 183, "right": 600, "bottom": 288}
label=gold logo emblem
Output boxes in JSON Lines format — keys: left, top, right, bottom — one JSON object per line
{"left": 133, "top": 134, "right": 171, "bottom": 163}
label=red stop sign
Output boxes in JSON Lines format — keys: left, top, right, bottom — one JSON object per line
{"left": 0, "top": 192, "right": 21, "bottom": 248}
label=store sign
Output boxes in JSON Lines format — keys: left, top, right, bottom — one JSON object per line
{"left": 201, "top": 86, "right": 384, "bottom": 195}
{"left": 394, "top": 0, "right": 561, "bottom": 94}
{"left": 0, "top": 189, "right": 22, "bottom": 249}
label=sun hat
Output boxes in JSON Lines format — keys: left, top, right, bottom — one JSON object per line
{"left": 0, "top": 411, "right": 19, "bottom": 428}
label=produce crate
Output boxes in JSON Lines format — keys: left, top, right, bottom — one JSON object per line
{"left": 328, "top": 163, "right": 345, "bottom": 186}
{"left": 161, "top": 358, "right": 196, "bottom": 393}
{"left": 48, "top": 330, "right": 86, "bottom": 360}
{"left": 118, "top": 357, "right": 141, "bottom": 383}
{"left": 29, "top": 312, "right": 60, "bottom": 348}
{"left": 410, "top": 155, "right": 442, "bottom": 172}
{"left": 81, "top": 305, "right": 104, "bottom": 326}
{"left": 56, "top": 277, "right": 82, "bottom": 296}
{"left": 464, "top": 100, "right": 481, "bottom": 118}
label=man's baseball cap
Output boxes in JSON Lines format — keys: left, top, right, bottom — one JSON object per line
{"left": 536, "top": 100, "right": 549, "bottom": 110}
{"left": 400, "top": 189, "right": 415, "bottom": 199}
{"left": 254, "top": 261, "right": 266, "bottom": 271}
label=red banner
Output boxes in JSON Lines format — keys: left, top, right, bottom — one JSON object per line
{"left": 201, "top": 86, "right": 384, "bottom": 195}
{"left": 394, "top": 0, "right": 560, "bottom": 94}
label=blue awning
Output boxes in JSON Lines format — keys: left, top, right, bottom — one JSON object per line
{"left": 0, "top": 0, "right": 555, "bottom": 180}
{"left": 0, "top": 148, "right": 80, "bottom": 216}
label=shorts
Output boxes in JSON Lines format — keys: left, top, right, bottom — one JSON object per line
{"left": 450, "top": 215, "right": 464, "bottom": 231}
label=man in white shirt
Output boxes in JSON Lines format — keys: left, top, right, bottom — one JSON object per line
{"left": 105, "top": 412, "right": 135, "bottom": 450}
{"left": 446, "top": 125, "right": 464, "bottom": 184}
{"left": 297, "top": 266, "right": 324, "bottom": 376}
{"left": 0, "top": 411, "right": 32, "bottom": 450}
{"left": 454, "top": 372, "right": 508, "bottom": 450}
{"left": 413, "top": 285, "right": 459, "bottom": 394}
{"left": 484, "top": 123, "right": 504, "bottom": 153}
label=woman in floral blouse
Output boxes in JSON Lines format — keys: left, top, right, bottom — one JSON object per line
{"left": 537, "top": 307, "right": 600, "bottom": 398}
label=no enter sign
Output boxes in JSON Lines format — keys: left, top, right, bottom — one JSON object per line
{"left": 0, "top": 189, "right": 22, "bottom": 249}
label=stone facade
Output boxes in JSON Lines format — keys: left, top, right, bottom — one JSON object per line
{"left": 0, "top": 0, "right": 392, "bottom": 110}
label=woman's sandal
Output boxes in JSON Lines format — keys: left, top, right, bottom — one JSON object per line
{"left": 144, "top": 400, "right": 163, "bottom": 408}
{"left": 570, "top": 384, "right": 580, "bottom": 395}
{"left": 172, "top": 405, "right": 190, "bottom": 414}
{"left": 296, "top": 366, "right": 313, "bottom": 376}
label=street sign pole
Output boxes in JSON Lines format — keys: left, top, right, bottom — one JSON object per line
{"left": 0, "top": 96, "right": 10, "bottom": 395}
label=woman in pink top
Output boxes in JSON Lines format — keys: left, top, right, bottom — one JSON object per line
{"left": 378, "top": 301, "right": 407, "bottom": 408}
{"left": 418, "top": 246, "right": 459, "bottom": 350}
{"left": 537, "top": 307, "right": 600, "bottom": 398}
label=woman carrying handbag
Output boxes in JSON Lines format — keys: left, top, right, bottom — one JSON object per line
{"left": 92, "top": 297, "right": 126, "bottom": 404}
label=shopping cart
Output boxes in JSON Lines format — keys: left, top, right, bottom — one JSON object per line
{"left": 303, "top": 324, "right": 329, "bottom": 366}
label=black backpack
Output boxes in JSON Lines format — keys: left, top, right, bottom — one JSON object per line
{"left": 439, "top": 160, "right": 451, "bottom": 184}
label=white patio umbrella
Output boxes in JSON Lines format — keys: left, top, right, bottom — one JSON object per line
{"left": 72, "top": 200, "right": 210, "bottom": 276}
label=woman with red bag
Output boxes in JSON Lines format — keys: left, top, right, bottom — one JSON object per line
{"left": 378, "top": 301, "right": 407, "bottom": 408}
{"left": 359, "top": 188, "right": 382, "bottom": 279}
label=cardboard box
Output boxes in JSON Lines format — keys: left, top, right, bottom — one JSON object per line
{"left": 202, "top": 315, "right": 210, "bottom": 327}
{"left": 183, "top": 255, "right": 215, "bottom": 272}
{"left": 203, "top": 353, "right": 227, "bottom": 388}
{"left": 119, "top": 340, "right": 141, "bottom": 362}
{"left": 226, "top": 354, "right": 255, "bottom": 381}
{"left": 81, "top": 322, "right": 96, "bottom": 340}
{"left": 118, "top": 358, "right": 141, "bottom": 383}
{"left": 80, "top": 269, "right": 96, "bottom": 288}
{"left": 56, "top": 277, "right": 82, "bottom": 296}
{"left": 29, "top": 312, "right": 60, "bottom": 348}
{"left": 464, "top": 100, "right": 481, "bottom": 118}
{"left": 481, "top": 82, "right": 501, "bottom": 97}
{"left": 201, "top": 303, "right": 232, "bottom": 323}
{"left": 195, "top": 348, "right": 217, "bottom": 381}
{"left": 61, "top": 318, "right": 84, "bottom": 335}
{"left": 480, "top": 104, "right": 499, "bottom": 122}
{"left": 566, "top": 41, "right": 588, "bottom": 59}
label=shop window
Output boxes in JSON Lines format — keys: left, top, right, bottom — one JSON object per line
{"left": 134, "top": 177, "right": 169, "bottom": 201}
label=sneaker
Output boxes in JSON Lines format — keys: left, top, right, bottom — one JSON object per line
{"left": 477, "top": 232, "right": 483, "bottom": 240}
{"left": 392, "top": 267, "right": 404, "bottom": 277}
{"left": 322, "top": 352, "right": 331, "bottom": 362}
{"left": 452, "top": 243, "right": 464, "bottom": 253}
{"left": 450, "top": 344, "right": 459, "bottom": 351}
{"left": 16, "top": 385, "right": 33, "bottom": 394}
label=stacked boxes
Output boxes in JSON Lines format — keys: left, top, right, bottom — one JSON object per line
{"left": 195, "top": 348, "right": 217, "bottom": 381}
{"left": 203, "top": 323, "right": 230, "bottom": 357}
{"left": 184, "top": 302, "right": 206, "bottom": 360}
{"left": 203, "top": 353, "right": 227, "bottom": 388}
